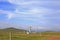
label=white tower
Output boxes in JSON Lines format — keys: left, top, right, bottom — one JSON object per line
{"left": 26, "top": 26, "right": 32, "bottom": 34}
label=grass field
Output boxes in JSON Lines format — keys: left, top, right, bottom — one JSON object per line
{"left": 0, "top": 32, "right": 60, "bottom": 40}
{"left": 0, "top": 28, "right": 60, "bottom": 40}
{"left": 0, "top": 32, "right": 45, "bottom": 40}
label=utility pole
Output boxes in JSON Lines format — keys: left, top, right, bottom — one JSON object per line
{"left": 9, "top": 32, "right": 12, "bottom": 40}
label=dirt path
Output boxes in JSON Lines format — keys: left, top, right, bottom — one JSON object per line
{"left": 47, "top": 36, "right": 60, "bottom": 40}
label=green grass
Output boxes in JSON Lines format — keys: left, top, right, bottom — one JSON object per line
{"left": 41, "top": 32, "right": 60, "bottom": 36}
{"left": 12, "top": 34, "right": 47, "bottom": 40}
{"left": 0, "top": 32, "right": 60, "bottom": 40}
{"left": 0, "top": 28, "right": 60, "bottom": 40}
{"left": 0, "top": 32, "right": 47, "bottom": 40}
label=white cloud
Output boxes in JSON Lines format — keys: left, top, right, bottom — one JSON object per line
{"left": 0, "top": 0, "right": 60, "bottom": 22}
{"left": 0, "top": 10, "right": 15, "bottom": 19}
{"left": 28, "top": 7, "right": 52, "bottom": 14}
{"left": 8, "top": 0, "right": 39, "bottom": 5}
{"left": 7, "top": 13, "right": 14, "bottom": 19}
{"left": 7, "top": 0, "right": 60, "bottom": 16}
{"left": 15, "top": 7, "right": 52, "bottom": 15}
{"left": 8, "top": 0, "right": 60, "bottom": 7}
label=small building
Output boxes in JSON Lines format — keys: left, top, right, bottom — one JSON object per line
{"left": 26, "top": 31, "right": 29, "bottom": 34}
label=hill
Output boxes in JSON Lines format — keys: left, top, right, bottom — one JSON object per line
{"left": 0, "top": 27, "right": 26, "bottom": 34}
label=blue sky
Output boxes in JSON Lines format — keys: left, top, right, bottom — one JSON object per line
{"left": 0, "top": 0, "right": 60, "bottom": 31}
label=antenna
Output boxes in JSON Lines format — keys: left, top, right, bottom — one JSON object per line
{"left": 29, "top": 26, "right": 32, "bottom": 33}
{"left": 26, "top": 25, "right": 32, "bottom": 34}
